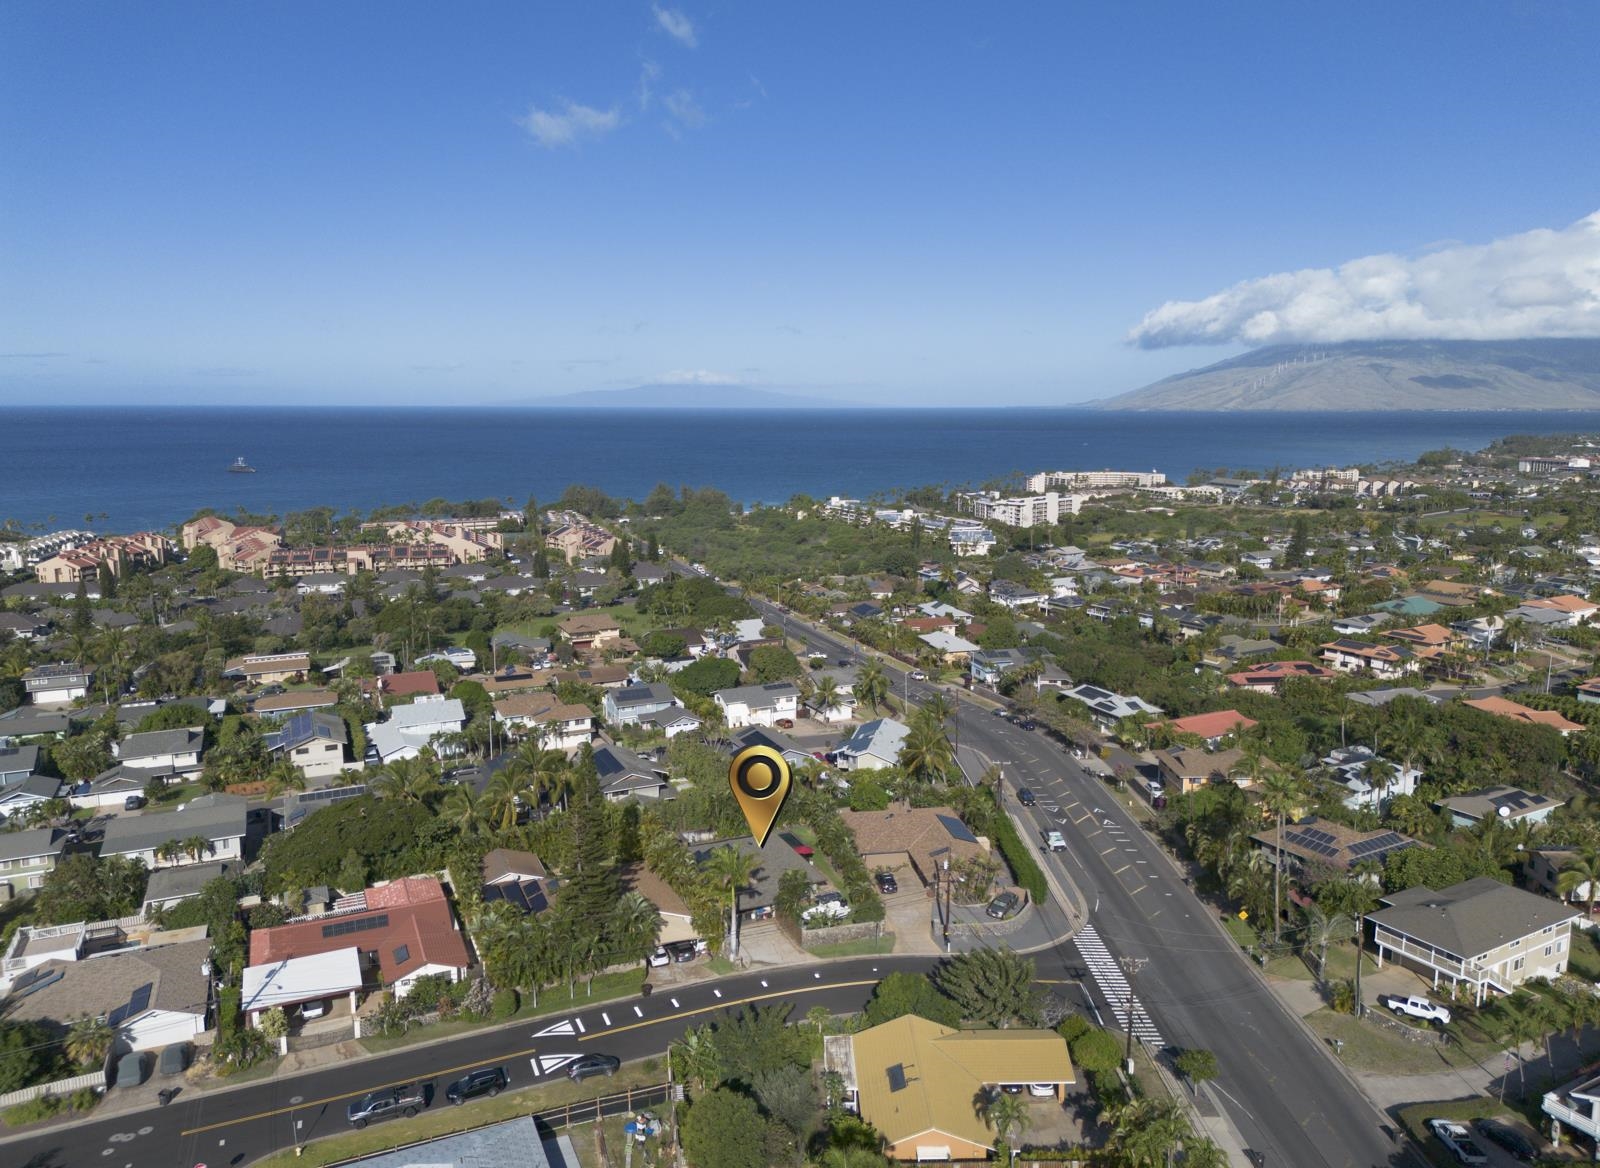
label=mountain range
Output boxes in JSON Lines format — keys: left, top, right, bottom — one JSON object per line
{"left": 1097, "top": 339, "right": 1600, "bottom": 411}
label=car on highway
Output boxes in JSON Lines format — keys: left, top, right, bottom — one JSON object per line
{"left": 908, "top": 670, "right": 927, "bottom": 681}
{"left": 1045, "top": 830, "right": 1067, "bottom": 852}
{"left": 986, "top": 891, "right": 1020, "bottom": 919}
{"left": 1017, "top": 787, "right": 1036, "bottom": 806}
{"left": 348, "top": 1084, "right": 427, "bottom": 1128}
{"left": 874, "top": 871, "right": 898, "bottom": 894}
{"left": 1428, "top": 1118, "right": 1487, "bottom": 1165}
{"left": 1473, "top": 1118, "right": 1537, "bottom": 1162}
{"left": 567, "top": 1053, "right": 621, "bottom": 1082}
{"left": 446, "top": 1066, "right": 508, "bottom": 1105}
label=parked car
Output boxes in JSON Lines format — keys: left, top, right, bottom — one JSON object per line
{"left": 158, "top": 1043, "right": 189, "bottom": 1077}
{"left": 567, "top": 1053, "right": 621, "bottom": 1082}
{"left": 1474, "top": 1118, "right": 1537, "bottom": 1162}
{"left": 874, "top": 871, "right": 898, "bottom": 894}
{"left": 1028, "top": 1083, "right": 1056, "bottom": 1097}
{"left": 999, "top": 1082, "right": 1026, "bottom": 1094}
{"left": 666, "top": 940, "right": 700, "bottom": 962}
{"left": 992, "top": 706, "right": 1008, "bottom": 716}
{"left": 123, "top": 794, "right": 146, "bottom": 811}
{"left": 1428, "top": 1118, "right": 1487, "bottom": 1166}
{"left": 300, "top": 998, "right": 329, "bottom": 1020}
{"left": 747, "top": 904, "right": 775, "bottom": 921}
{"left": 1381, "top": 994, "right": 1451, "bottom": 1024}
{"left": 987, "top": 892, "right": 1020, "bottom": 919}
{"left": 776, "top": 718, "right": 795, "bottom": 729}
{"left": 115, "top": 1050, "right": 148, "bottom": 1089}
{"left": 446, "top": 1066, "right": 509, "bottom": 1105}
{"left": 647, "top": 946, "right": 670, "bottom": 967}
{"left": 347, "top": 1084, "right": 427, "bottom": 1128}
{"left": 1017, "top": 787, "right": 1037, "bottom": 806}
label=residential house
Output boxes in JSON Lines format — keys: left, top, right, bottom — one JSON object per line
{"left": 1252, "top": 817, "right": 1420, "bottom": 874}
{"left": 1319, "top": 639, "right": 1419, "bottom": 680}
{"left": 142, "top": 859, "right": 238, "bottom": 915}
{"left": 803, "top": 667, "right": 857, "bottom": 723}
{"left": 636, "top": 706, "right": 704, "bottom": 738}
{"left": 1200, "top": 635, "right": 1282, "bottom": 669}
{"left": 1331, "top": 613, "right": 1391, "bottom": 637}
{"left": 3, "top": 938, "right": 212, "bottom": 1052}
{"left": 557, "top": 612, "right": 623, "bottom": 652}
{"left": 948, "top": 526, "right": 996, "bottom": 557}
{"left": 99, "top": 793, "right": 248, "bottom": 869}
{"left": 492, "top": 693, "right": 593, "bottom": 751}
{"left": 22, "top": 662, "right": 91, "bottom": 705}
{"left": 592, "top": 744, "right": 672, "bottom": 801}
{"left": 361, "top": 670, "right": 442, "bottom": 704}
{"left": 968, "top": 648, "right": 1033, "bottom": 687}
{"left": 1347, "top": 687, "right": 1443, "bottom": 709}
{"left": 548, "top": 663, "right": 631, "bottom": 689}
{"left": 1320, "top": 745, "right": 1419, "bottom": 811}
{"left": 842, "top": 1015, "right": 1074, "bottom": 1161}
{"left": 1513, "top": 594, "right": 1600, "bottom": 627}
{"left": 280, "top": 782, "right": 368, "bottom": 831}
{"left": 480, "top": 848, "right": 554, "bottom": 916}
{"left": 114, "top": 726, "right": 206, "bottom": 781}
{"left": 241, "top": 949, "right": 365, "bottom": 1030}
{"left": 69, "top": 765, "right": 152, "bottom": 810}
{"left": 1225, "top": 660, "right": 1337, "bottom": 694}
{"left": 223, "top": 652, "right": 312, "bottom": 686}
{"left": 0, "top": 774, "right": 63, "bottom": 820}
{"left": 253, "top": 689, "right": 338, "bottom": 718}
{"left": 365, "top": 696, "right": 467, "bottom": 764}
{"left": 602, "top": 683, "right": 680, "bottom": 726}
{"left": 1061, "top": 684, "right": 1164, "bottom": 732}
{"left": 0, "top": 745, "right": 40, "bottom": 785}
{"left": 839, "top": 803, "right": 990, "bottom": 888}
{"left": 617, "top": 862, "right": 695, "bottom": 944}
{"left": 1463, "top": 695, "right": 1584, "bottom": 736}
{"left": 728, "top": 725, "right": 814, "bottom": 770}
{"left": 0, "top": 612, "right": 50, "bottom": 640}
{"left": 917, "top": 602, "right": 975, "bottom": 624}
{"left": 833, "top": 718, "right": 910, "bottom": 771}
{"left": 1384, "top": 623, "right": 1459, "bottom": 653}
{"left": 1436, "top": 785, "right": 1565, "bottom": 828}
{"left": 247, "top": 876, "right": 470, "bottom": 1002}
{"left": 1154, "top": 709, "right": 1257, "bottom": 749}
{"left": 987, "top": 580, "right": 1045, "bottom": 610}
{"left": 1152, "top": 747, "right": 1248, "bottom": 796}
{"left": 917, "top": 631, "right": 980, "bottom": 667}
{"left": 1370, "top": 876, "right": 1580, "bottom": 1004}
{"left": 0, "top": 827, "right": 68, "bottom": 895}
{"left": 690, "top": 835, "right": 820, "bottom": 913}
{"left": 713, "top": 682, "right": 801, "bottom": 729}
{"left": 267, "top": 711, "right": 359, "bottom": 782}
{"left": 1525, "top": 848, "right": 1600, "bottom": 913}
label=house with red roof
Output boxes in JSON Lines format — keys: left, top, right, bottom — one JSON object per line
{"left": 246, "top": 875, "right": 470, "bottom": 1003}
{"left": 1150, "top": 709, "right": 1258, "bottom": 749}
{"left": 1463, "top": 696, "right": 1584, "bottom": 736}
{"left": 1225, "top": 660, "right": 1338, "bottom": 694}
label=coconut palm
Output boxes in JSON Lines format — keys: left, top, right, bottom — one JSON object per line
{"left": 811, "top": 673, "right": 842, "bottom": 721}
{"left": 1258, "top": 768, "right": 1306, "bottom": 943}
{"left": 481, "top": 769, "right": 526, "bottom": 832}
{"left": 611, "top": 891, "right": 663, "bottom": 964}
{"left": 1304, "top": 907, "right": 1352, "bottom": 981}
{"left": 440, "top": 784, "right": 484, "bottom": 835}
{"left": 855, "top": 658, "right": 889, "bottom": 713}
{"left": 65, "top": 1015, "right": 113, "bottom": 1068}
{"left": 706, "top": 845, "right": 759, "bottom": 961}
{"left": 1557, "top": 846, "right": 1600, "bottom": 924}
{"left": 1106, "top": 1096, "right": 1189, "bottom": 1168}
{"left": 156, "top": 839, "right": 185, "bottom": 865}
{"left": 974, "top": 1088, "right": 1030, "bottom": 1149}
{"left": 898, "top": 718, "right": 954, "bottom": 784}
{"left": 181, "top": 835, "right": 212, "bottom": 863}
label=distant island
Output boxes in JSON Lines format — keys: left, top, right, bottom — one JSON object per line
{"left": 507, "top": 383, "right": 863, "bottom": 410}
{"left": 1097, "top": 338, "right": 1600, "bottom": 411}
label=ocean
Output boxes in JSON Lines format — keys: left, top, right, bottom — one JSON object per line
{"left": 2, "top": 406, "right": 1596, "bottom": 533}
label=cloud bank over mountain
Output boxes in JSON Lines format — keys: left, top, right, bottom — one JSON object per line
{"left": 1129, "top": 210, "right": 1600, "bottom": 349}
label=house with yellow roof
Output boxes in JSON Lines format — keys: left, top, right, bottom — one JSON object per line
{"left": 835, "top": 1014, "right": 1074, "bottom": 1161}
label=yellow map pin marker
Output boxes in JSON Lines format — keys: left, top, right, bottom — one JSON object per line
{"left": 729, "top": 744, "right": 793, "bottom": 847}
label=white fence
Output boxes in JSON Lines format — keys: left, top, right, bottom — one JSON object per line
{"left": 0, "top": 1069, "right": 106, "bottom": 1108}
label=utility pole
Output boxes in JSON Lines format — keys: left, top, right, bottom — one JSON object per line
{"left": 941, "top": 857, "right": 952, "bottom": 952}
{"left": 1353, "top": 909, "right": 1366, "bottom": 1019}
{"left": 1119, "top": 955, "right": 1148, "bottom": 1075}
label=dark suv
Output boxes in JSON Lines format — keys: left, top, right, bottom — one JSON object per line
{"left": 1017, "top": 788, "right": 1036, "bottom": 807}
{"left": 347, "top": 1084, "right": 427, "bottom": 1128}
{"left": 446, "top": 1066, "right": 508, "bottom": 1105}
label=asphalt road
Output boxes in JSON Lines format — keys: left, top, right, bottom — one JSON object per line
{"left": 9, "top": 958, "right": 919, "bottom": 1168}
{"left": 745, "top": 591, "right": 1409, "bottom": 1167}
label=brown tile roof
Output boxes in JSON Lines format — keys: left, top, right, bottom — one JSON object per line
{"left": 618, "top": 861, "right": 691, "bottom": 918}
{"left": 839, "top": 803, "right": 987, "bottom": 885}
{"left": 5, "top": 939, "right": 211, "bottom": 1026}
{"left": 558, "top": 613, "right": 622, "bottom": 636}
{"left": 253, "top": 689, "right": 337, "bottom": 713}
{"left": 482, "top": 848, "right": 548, "bottom": 884}
{"left": 1463, "top": 696, "right": 1584, "bottom": 733}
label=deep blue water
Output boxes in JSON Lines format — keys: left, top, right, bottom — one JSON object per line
{"left": 2, "top": 407, "right": 1596, "bottom": 532}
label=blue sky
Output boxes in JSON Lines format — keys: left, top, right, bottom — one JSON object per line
{"left": 3, "top": 2, "right": 1598, "bottom": 406}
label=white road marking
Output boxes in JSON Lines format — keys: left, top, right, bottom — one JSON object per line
{"left": 633, "top": 1005, "right": 644, "bottom": 1017}
{"left": 601, "top": 1012, "right": 611, "bottom": 1026}
{"left": 574, "top": 1017, "right": 585, "bottom": 1033}
{"left": 670, "top": 997, "right": 681, "bottom": 1008}
{"left": 713, "top": 988, "right": 723, "bottom": 998}
{"left": 534, "top": 1020, "right": 577, "bottom": 1037}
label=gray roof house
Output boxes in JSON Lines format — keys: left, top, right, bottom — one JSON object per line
{"left": 1370, "top": 876, "right": 1581, "bottom": 1004}
{"left": 834, "top": 718, "right": 910, "bottom": 771}
{"left": 0, "top": 774, "right": 63, "bottom": 820}
{"left": 113, "top": 726, "right": 206, "bottom": 778}
{"left": 601, "top": 682, "right": 679, "bottom": 727}
{"left": 142, "top": 859, "right": 238, "bottom": 914}
{"left": 69, "top": 764, "right": 154, "bottom": 810}
{"left": 592, "top": 744, "right": 671, "bottom": 802}
{"left": 0, "top": 827, "right": 68, "bottom": 895}
{"left": 99, "top": 793, "right": 248, "bottom": 869}
{"left": 636, "top": 706, "right": 704, "bottom": 738}
{"left": 0, "top": 745, "right": 41, "bottom": 784}
{"left": 691, "top": 835, "right": 820, "bottom": 912}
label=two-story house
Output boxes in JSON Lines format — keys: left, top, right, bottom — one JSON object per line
{"left": 713, "top": 682, "right": 801, "bottom": 729}
{"left": 0, "top": 827, "right": 68, "bottom": 895}
{"left": 1319, "top": 639, "right": 1419, "bottom": 680}
{"left": 267, "top": 711, "right": 360, "bottom": 782}
{"left": 99, "top": 793, "right": 248, "bottom": 869}
{"left": 22, "top": 662, "right": 92, "bottom": 705}
{"left": 114, "top": 726, "right": 206, "bottom": 782}
{"left": 365, "top": 696, "right": 466, "bottom": 764}
{"left": 491, "top": 693, "right": 594, "bottom": 751}
{"left": 602, "top": 682, "right": 680, "bottom": 727}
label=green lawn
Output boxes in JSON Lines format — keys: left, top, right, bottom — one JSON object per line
{"left": 807, "top": 934, "right": 897, "bottom": 958}
{"left": 1395, "top": 1098, "right": 1547, "bottom": 1168}
{"left": 1264, "top": 941, "right": 1377, "bottom": 983}
{"left": 1220, "top": 914, "right": 1257, "bottom": 949}
{"left": 248, "top": 1061, "right": 666, "bottom": 1168}
{"left": 1568, "top": 930, "right": 1600, "bottom": 980}
{"left": 1301, "top": 1008, "right": 1455, "bottom": 1076}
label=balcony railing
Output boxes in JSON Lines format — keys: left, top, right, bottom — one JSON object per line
{"left": 1373, "top": 927, "right": 1496, "bottom": 986}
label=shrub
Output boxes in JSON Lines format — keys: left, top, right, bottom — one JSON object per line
{"left": 2, "top": 1095, "right": 63, "bottom": 1127}
{"left": 1056, "top": 1014, "right": 1091, "bottom": 1042}
{"left": 991, "top": 808, "right": 1049, "bottom": 904}
{"left": 491, "top": 988, "right": 519, "bottom": 1020}
{"left": 1329, "top": 978, "right": 1356, "bottom": 1015}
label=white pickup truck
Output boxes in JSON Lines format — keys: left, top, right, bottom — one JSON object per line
{"left": 1381, "top": 994, "right": 1451, "bottom": 1025}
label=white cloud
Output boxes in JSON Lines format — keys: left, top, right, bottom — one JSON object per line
{"left": 653, "top": 4, "right": 697, "bottom": 48}
{"left": 519, "top": 99, "right": 621, "bottom": 149}
{"left": 1129, "top": 210, "right": 1600, "bottom": 349}
{"left": 663, "top": 89, "right": 705, "bottom": 130}
{"left": 657, "top": 369, "right": 739, "bottom": 385}
{"left": 637, "top": 60, "right": 661, "bottom": 111}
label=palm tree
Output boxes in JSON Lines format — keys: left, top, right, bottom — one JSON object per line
{"left": 1258, "top": 768, "right": 1305, "bottom": 943}
{"left": 441, "top": 784, "right": 484, "bottom": 835}
{"left": 975, "top": 1088, "right": 1030, "bottom": 1149}
{"left": 1497, "top": 1001, "right": 1543, "bottom": 1095}
{"left": 1106, "top": 1096, "right": 1189, "bottom": 1168}
{"left": 181, "top": 835, "right": 212, "bottom": 863}
{"left": 1304, "top": 907, "right": 1352, "bottom": 981}
{"left": 481, "top": 770, "right": 526, "bottom": 832}
{"left": 156, "top": 839, "right": 185, "bottom": 865}
{"left": 1557, "top": 847, "right": 1600, "bottom": 924}
{"left": 612, "top": 891, "right": 663, "bottom": 964}
{"left": 811, "top": 674, "right": 842, "bottom": 721}
{"left": 65, "top": 1015, "right": 113, "bottom": 1068}
{"left": 855, "top": 658, "right": 889, "bottom": 713}
{"left": 898, "top": 718, "right": 954, "bottom": 784}
{"left": 706, "top": 845, "right": 759, "bottom": 961}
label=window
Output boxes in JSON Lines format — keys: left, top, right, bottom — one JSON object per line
{"left": 1512, "top": 957, "right": 1525, "bottom": 972}
{"left": 1543, "top": 924, "right": 1555, "bottom": 934}
{"left": 1510, "top": 939, "right": 1521, "bottom": 948}
{"left": 1545, "top": 944, "right": 1554, "bottom": 957}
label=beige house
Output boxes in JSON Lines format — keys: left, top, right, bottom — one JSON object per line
{"left": 839, "top": 803, "right": 990, "bottom": 888}
{"left": 557, "top": 612, "right": 623, "bottom": 651}
{"left": 618, "top": 862, "right": 695, "bottom": 943}
{"left": 225, "top": 652, "right": 311, "bottom": 685}
{"left": 1369, "top": 876, "right": 1581, "bottom": 1005}
{"left": 492, "top": 693, "right": 594, "bottom": 751}
{"left": 1153, "top": 746, "right": 1248, "bottom": 795}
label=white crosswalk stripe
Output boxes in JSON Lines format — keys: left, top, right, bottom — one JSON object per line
{"left": 1072, "top": 924, "right": 1163, "bottom": 1045}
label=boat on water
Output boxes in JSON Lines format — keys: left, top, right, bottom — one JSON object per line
{"left": 228, "top": 456, "right": 256, "bottom": 474}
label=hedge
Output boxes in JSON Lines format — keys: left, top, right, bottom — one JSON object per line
{"left": 992, "top": 809, "right": 1049, "bottom": 904}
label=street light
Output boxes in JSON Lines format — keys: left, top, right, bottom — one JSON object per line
{"left": 1119, "top": 955, "right": 1148, "bottom": 1075}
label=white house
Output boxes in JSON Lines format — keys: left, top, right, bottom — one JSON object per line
{"left": 365, "top": 696, "right": 467, "bottom": 763}
{"left": 833, "top": 718, "right": 911, "bottom": 771}
{"left": 267, "top": 711, "right": 359, "bottom": 782}
{"left": 492, "top": 694, "right": 594, "bottom": 752}
{"left": 114, "top": 726, "right": 206, "bottom": 780}
{"left": 99, "top": 793, "right": 247, "bottom": 869}
{"left": 22, "top": 662, "right": 92, "bottom": 705}
{"left": 1320, "top": 745, "right": 1420, "bottom": 812}
{"left": 241, "top": 949, "right": 364, "bottom": 1030}
{"left": 713, "top": 682, "right": 801, "bottom": 729}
